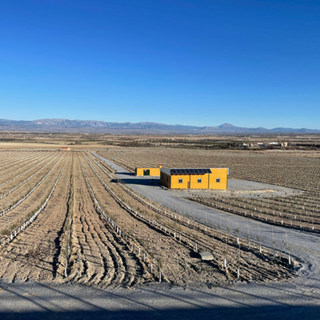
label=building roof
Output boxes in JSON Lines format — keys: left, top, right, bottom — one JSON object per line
{"left": 161, "top": 168, "right": 212, "bottom": 176}
{"left": 160, "top": 168, "right": 171, "bottom": 175}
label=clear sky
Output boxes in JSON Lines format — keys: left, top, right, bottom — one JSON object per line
{"left": 0, "top": 0, "right": 319, "bottom": 128}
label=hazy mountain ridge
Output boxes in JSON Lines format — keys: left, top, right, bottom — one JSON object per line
{"left": 0, "top": 118, "right": 319, "bottom": 134}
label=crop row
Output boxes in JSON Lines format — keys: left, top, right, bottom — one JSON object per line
{"left": 0, "top": 153, "right": 66, "bottom": 238}
{"left": 0, "top": 153, "right": 61, "bottom": 200}
{"left": 97, "top": 148, "right": 320, "bottom": 232}
{"left": 0, "top": 152, "right": 53, "bottom": 181}
{"left": 1, "top": 155, "right": 68, "bottom": 247}
{"left": 0, "top": 151, "right": 48, "bottom": 174}
{"left": 0, "top": 152, "right": 57, "bottom": 190}
{"left": 0, "top": 154, "right": 65, "bottom": 218}
{"left": 87, "top": 152, "right": 295, "bottom": 283}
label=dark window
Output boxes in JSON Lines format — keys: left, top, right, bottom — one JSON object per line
{"left": 178, "top": 178, "right": 183, "bottom": 184}
{"left": 216, "top": 178, "right": 220, "bottom": 183}
{"left": 197, "top": 178, "right": 202, "bottom": 183}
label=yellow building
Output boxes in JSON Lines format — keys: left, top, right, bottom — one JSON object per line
{"left": 135, "top": 167, "right": 161, "bottom": 176}
{"left": 160, "top": 168, "right": 228, "bottom": 190}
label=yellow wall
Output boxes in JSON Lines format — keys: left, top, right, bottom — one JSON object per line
{"left": 190, "top": 174, "right": 209, "bottom": 189}
{"left": 160, "top": 168, "right": 228, "bottom": 190}
{"left": 136, "top": 168, "right": 160, "bottom": 176}
{"left": 209, "top": 168, "right": 228, "bottom": 190}
{"left": 170, "top": 175, "right": 190, "bottom": 189}
{"left": 170, "top": 174, "right": 214, "bottom": 189}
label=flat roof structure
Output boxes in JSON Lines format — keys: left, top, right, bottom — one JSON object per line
{"left": 160, "top": 168, "right": 212, "bottom": 176}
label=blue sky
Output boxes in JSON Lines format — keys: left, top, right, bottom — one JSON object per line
{"left": 0, "top": 0, "right": 319, "bottom": 128}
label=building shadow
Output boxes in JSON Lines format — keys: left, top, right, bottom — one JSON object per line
{"left": 115, "top": 172, "right": 135, "bottom": 176}
{"left": 116, "top": 176, "right": 161, "bottom": 187}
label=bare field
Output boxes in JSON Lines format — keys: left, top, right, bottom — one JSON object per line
{"left": 0, "top": 148, "right": 295, "bottom": 288}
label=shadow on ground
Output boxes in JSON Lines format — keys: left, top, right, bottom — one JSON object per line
{"left": 1, "top": 281, "right": 319, "bottom": 320}
{"left": 117, "top": 175, "right": 161, "bottom": 186}
{"left": 0, "top": 305, "right": 318, "bottom": 320}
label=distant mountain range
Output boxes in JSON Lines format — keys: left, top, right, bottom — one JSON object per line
{"left": 0, "top": 118, "right": 319, "bottom": 134}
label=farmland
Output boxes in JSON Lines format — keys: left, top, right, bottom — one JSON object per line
{"left": 0, "top": 147, "right": 296, "bottom": 287}
{"left": 97, "top": 147, "right": 320, "bottom": 232}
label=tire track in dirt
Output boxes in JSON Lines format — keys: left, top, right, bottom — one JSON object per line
{"left": 66, "top": 154, "right": 149, "bottom": 288}
{"left": 67, "top": 155, "right": 113, "bottom": 285}
{"left": 81, "top": 155, "right": 152, "bottom": 288}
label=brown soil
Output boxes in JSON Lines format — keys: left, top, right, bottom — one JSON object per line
{"left": 0, "top": 149, "right": 296, "bottom": 288}
{"left": 0, "top": 154, "right": 72, "bottom": 282}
